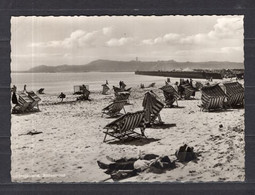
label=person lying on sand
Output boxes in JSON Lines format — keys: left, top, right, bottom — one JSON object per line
{"left": 97, "top": 154, "right": 176, "bottom": 181}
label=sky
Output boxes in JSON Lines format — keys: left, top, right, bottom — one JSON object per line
{"left": 11, "top": 16, "right": 244, "bottom": 71}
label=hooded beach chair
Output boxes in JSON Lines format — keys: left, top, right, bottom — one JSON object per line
{"left": 102, "top": 84, "right": 110, "bottom": 95}
{"left": 223, "top": 82, "right": 244, "bottom": 108}
{"left": 142, "top": 91, "right": 165, "bottom": 125}
{"left": 37, "top": 88, "right": 45, "bottom": 94}
{"left": 181, "top": 83, "right": 196, "bottom": 99}
{"left": 103, "top": 110, "right": 146, "bottom": 142}
{"left": 77, "top": 87, "right": 90, "bottom": 101}
{"left": 102, "top": 100, "right": 127, "bottom": 117}
{"left": 159, "top": 83, "right": 179, "bottom": 107}
{"left": 200, "top": 84, "right": 227, "bottom": 111}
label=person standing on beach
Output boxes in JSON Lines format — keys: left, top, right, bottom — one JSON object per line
{"left": 11, "top": 85, "right": 18, "bottom": 105}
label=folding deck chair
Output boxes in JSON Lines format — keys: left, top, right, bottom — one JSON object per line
{"left": 102, "top": 84, "right": 110, "bottom": 95}
{"left": 223, "top": 82, "right": 244, "bottom": 108}
{"left": 27, "top": 91, "right": 41, "bottom": 110}
{"left": 181, "top": 83, "right": 196, "bottom": 99}
{"left": 12, "top": 92, "right": 35, "bottom": 113}
{"left": 77, "top": 88, "right": 90, "bottom": 101}
{"left": 102, "top": 100, "right": 127, "bottom": 117}
{"left": 114, "top": 91, "right": 130, "bottom": 102}
{"left": 159, "top": 84, "right": 179, "bottom": 107}
{"left": 142, "top": 91, "right": 165, "bottom": 125}
{"left": 200, "top": 84, "right": 227, "bottom": 111}
{"left": 103, "top": 110, "right": 146, "bottom": 142}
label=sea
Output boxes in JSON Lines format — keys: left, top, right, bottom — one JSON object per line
{"left": 11, "top": 72, "right": 182, "bottom": 94}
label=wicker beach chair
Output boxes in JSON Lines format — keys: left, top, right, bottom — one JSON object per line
{"left": 102, "top": 100, "right": 127, "bottom": 117}
{"left": 142, "top": 91, "right": 165, "bottom": 125}
{"left": 102, "top": 84, "right": 110, "bottom": 95}
{"left": 181, "top": 83, "right": 196, "bottom": 99}
{"left": 103, "top": 110, "right": 146, "bottom": 142}
{"left": 200, "top": 84, "right": 227, "bottom": 111}
{"left": 159, "top": 84, "right": 179, "bottom": 107}
{"left": 223, "top": 82, "right": 244, "bottom": 108}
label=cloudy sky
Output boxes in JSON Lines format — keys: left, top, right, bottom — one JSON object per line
{"left": 11, "top": 16, "right": 243, "bottom": 71}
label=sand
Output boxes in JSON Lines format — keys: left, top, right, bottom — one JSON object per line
{"left": 11, "top": 83, "right": 245, "bottom": 183}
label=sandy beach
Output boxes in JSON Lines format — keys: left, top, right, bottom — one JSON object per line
{"left": 11, "top": 82, "right": 245, "bottom": 183}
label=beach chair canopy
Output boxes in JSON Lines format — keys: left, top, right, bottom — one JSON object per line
{"left": 223, "top": 82, "right": 244, "bottom": 107}
{"left": 142, "top": 91, "right": 165, "bottom": 124}
{"left": 103, "top": 110, "right": 146, "bottom": 142}
{"left": 102, "top": 100, "right": 126, "bottom": 117}
{"left": 201, "top": 84, "right": 227, "bottom": 111}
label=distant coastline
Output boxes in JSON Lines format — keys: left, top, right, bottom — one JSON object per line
{"left": 12, "top": 59, "right": 244, "bottom": 73}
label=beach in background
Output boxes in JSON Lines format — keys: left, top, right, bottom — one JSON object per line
{"left": 10, "top": 72, "right": 245, "bottom": 183}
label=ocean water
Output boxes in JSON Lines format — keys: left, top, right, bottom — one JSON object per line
{"left": 11, "top": 72, "right": 181, "bottom": 94}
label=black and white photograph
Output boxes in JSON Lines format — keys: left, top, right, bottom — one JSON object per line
{"left": 10, "top": 15, "right": 244, "bottom": 183}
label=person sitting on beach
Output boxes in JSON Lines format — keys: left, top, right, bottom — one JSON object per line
{"left": 97, "top": 154, "right": 176, "bottom": 181}
{"left": 58, "top": 92, "right": 66, "bottom": 102}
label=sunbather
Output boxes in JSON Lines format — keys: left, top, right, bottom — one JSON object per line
{"left": 97, "top": 154, "right": 175, "bottom": 180}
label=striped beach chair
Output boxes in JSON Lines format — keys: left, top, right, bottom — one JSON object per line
{"left": 17, "top": 92, "right": 34, "bottom": 112}
{"left": 27, "top": 92, "right": 41, "bottom": 110}
{"left": 114, "top": 91, "right": 130, "bottom": 102}
{"left": 200, "top": 84, "right": 227, "bottom": 111}
{"left": 102, "top": 100, "right": 127, "bottom": 117}
{"left": 103, "top": 110, "right": 146, "bottom": 142}
{"left": 142, "top": 91, "right": 165, "bottom": 125}
{"left": 159, "top": 84, "right": 179, "bottom": 107}
{"left": 181, "top": 83, "right": 196, "bottom": 99}
{"left": 223, "top": 82, "right": 244, "bottom": 108}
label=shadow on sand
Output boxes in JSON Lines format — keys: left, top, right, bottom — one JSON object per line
{"left": 108, "top": 137, "right": 160, "bottom": 146}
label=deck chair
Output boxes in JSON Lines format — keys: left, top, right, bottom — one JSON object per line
{"left": 12, "top": 92, "right": 34, "bottom": 113}
{"left": 147, "top": 83, "right": 156, "bottom": 88}
{"left": 37, "top": 88, "right": 45, "bottom": 94}
{"left": 77, "top": 88, "right": 90, "bottom": 101}
{"left": 142, "top": 91, "right": 165, "bottom": 125}
{"left": 159, "top": 84, "right": 179, "bottom": 107}
{"left": 114, "top": 91, "right": 130, "bottom": 102}
{"left": 223, "top": 82, "right": 244, "bottom": 108}
{"left": 200, "top": 84, "right": 227, "bottom": 111}
{"left": 103, "top": 110, "right": 146, "bottom": 142}
{"left": 102, "top": 84, "right": 110, "bottom": 95}
{"left": 102, "top": 100, "right": 127, "bottom": 117}
{"left": 181, "top": 83, "right": 196, "bottom": 99}
{"left": 27, "top": 91, "right": 41, "bottom": 110}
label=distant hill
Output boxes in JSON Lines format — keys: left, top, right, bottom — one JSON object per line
{"left": 27, "top": 59, "right": 244, "bottom": 73}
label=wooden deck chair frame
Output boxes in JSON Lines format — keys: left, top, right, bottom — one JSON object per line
{"left": 102, "top": 100, "right": 127, "bottom": 117}
{"left": 28, "top": 92, "right": 41, "bottom": 110}
{"left": 114, "top": 92, "right": 130, "bottom": 102}
{"left": 103, "top": 111, "right": 146, "bottom": 142}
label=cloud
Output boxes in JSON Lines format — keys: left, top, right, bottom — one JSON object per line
{"left": 106, "top": 37, "right": 134, "bottom": 47}
{"left": 102, "top": 27, "right": 113, "bottom": 35}
{"left": 30, "top": 29, "right": 99, "bottom": 49}
{"left": 220, "top": 46, "right": 243, "bottom": 53}
{"left": 142, "top": 33, "right": 181, "bottom": 45}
